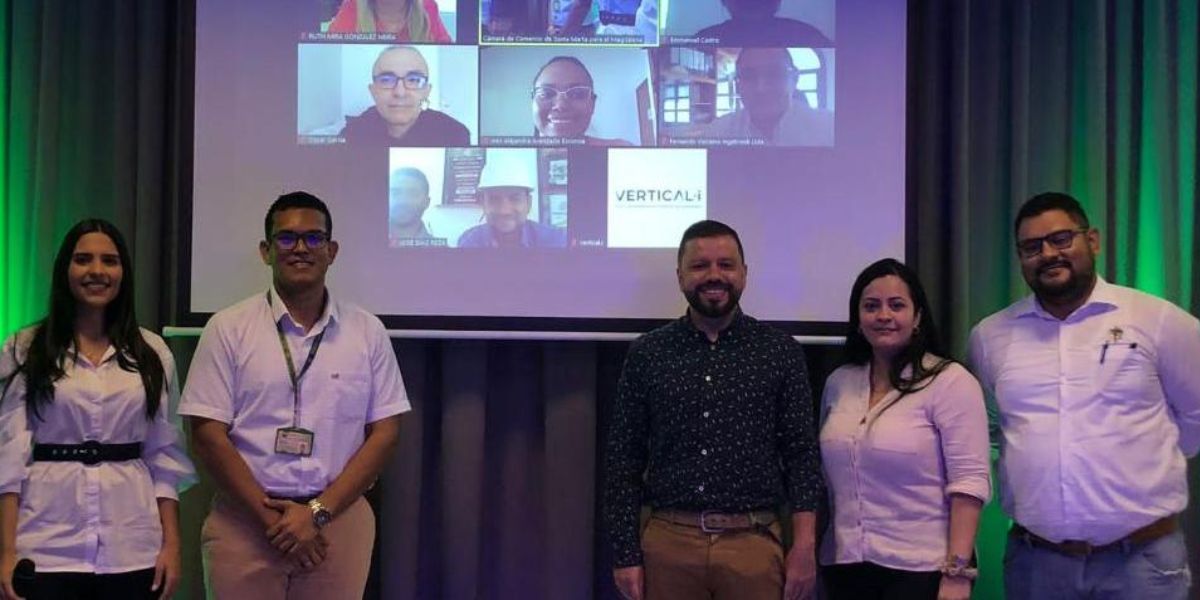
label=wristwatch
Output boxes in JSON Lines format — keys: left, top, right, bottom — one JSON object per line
{"left": 308, "top": 499, "right": 333, "bottom": 529}
{"left": 940, "top": 554, "right": 978, "bottom": 580}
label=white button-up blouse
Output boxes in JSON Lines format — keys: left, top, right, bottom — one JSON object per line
{"left": 0, "top": 328, "right": 195, "bottom": 573}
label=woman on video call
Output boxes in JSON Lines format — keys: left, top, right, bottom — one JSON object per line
{"left": 530, "top": 56, "right": 633, "bottom": 146}
{"left": 328, "top": 0, "right": 452, "bottom": 42}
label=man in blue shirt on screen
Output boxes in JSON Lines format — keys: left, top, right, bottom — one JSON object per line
{"left": 457, "top": 161, "right": 567, "bottom": 248}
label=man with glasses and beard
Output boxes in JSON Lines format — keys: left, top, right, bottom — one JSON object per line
{"left": 968, "top": 192, "right": 1200, "bottom": 600}
{"left": 604, "top": 220, "right": 821, "bottom": 600}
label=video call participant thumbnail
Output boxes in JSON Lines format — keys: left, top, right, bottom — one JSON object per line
{"left": 328, "top": 0, "right": 453, "bottom": 41}
{"left": 695, "top": 0, "right": 831, "bottom": 46}
{"left": 458, "top": 158, "right": 567, "bottom": 248}
{"left": 340, "top": 46, "right": 471, "bottom": 147}
{"left": 595, "top": 0, "right": 659, "bottom": 44}
{"left": 704, "top": 48, "right": 833, "bottom": 146}
{"left": 550, "top": 0, "right": 600, "bottom": 36}
{"left": 388, "top": 167, "right": 447, "bottom": 247}
{"left": 532, "top": 56, "right": 634, "bottom": 147}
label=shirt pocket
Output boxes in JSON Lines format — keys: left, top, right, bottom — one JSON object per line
{"left": 1093, "top": 339, "right": 1155, "bottom": 401}
{"left": 323, "top": 370, "right": 372, "bottom": 423}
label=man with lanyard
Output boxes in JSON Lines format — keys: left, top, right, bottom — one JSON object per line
{"left": 969, "top": 192, "right": 1200, "bottom": 599}
{"left": 604, "top": 220, "right": 821, "bottom": 600}
{"left": 181, "top": 191, "right": 409, "bottom": 599}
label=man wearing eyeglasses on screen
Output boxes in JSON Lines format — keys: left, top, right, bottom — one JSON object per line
{"left": 339, "top": 45, "right": 470, "bottom": 147}
{"left": 968, "top": 192, "right": 1200, "bottom": 600}
{"left": 181, "top": 192, "right": 410, "bottom": 599}
{"left": 702, "top": 48, "right": 832, "bottom": 147}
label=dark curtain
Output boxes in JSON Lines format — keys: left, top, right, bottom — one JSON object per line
{"left": 2, "top": 1, "right": 1197, "bottom": 599}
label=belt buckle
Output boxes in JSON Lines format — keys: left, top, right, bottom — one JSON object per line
{"left": 699, "top": 510, "right": 727, "bottom": 534}
{"left": 81, "top": 440, "right": 102, "bottom": 466}
{"left": 1061, "top": 539, "right": 1093, "bottom": 557}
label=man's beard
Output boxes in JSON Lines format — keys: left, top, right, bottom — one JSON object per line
{"left": 684, "top": 282, "right": 742, "bottom": 319}
{"left": 1028, "top": 258, "right": 1095, "bottom": 304}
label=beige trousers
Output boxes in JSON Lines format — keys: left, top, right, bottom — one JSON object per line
{"left": 642, "top": 516, "right": 785, "bottom": 600}
{"left": 201, "top": 495, "right": 375, "bottom": 600}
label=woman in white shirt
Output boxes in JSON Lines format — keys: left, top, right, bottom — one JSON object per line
{"left": 0, "top": 219, "right": 194, "bottom": 600}
{"left": 819, "top": 258, "right": 990, "bottom": 600}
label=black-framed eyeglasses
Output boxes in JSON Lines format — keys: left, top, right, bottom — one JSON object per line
{"left": 1016, "top": 228, "right": 1088, "bottom": 258}
{"left": 272, "top": 230, "right": 329, "bottom": 250}
{"left": 531, "top": 85, "right": 594, "bottom": 104}
{"left": 373, "top": 71, "right": 430, "bottom": 90}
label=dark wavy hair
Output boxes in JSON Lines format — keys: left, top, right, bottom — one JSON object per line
{"left": 840, "top": 258, "right": 952, "bottom": 395}
{"left": 1, "top": 219, "right": 164, "bottom": 420}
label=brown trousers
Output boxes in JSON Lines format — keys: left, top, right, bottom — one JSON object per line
{"left": 201, "top": 495, "right": 375, "bottom": 600}
{"left": 642, "top": 516, "right": 785, "bottom": 600}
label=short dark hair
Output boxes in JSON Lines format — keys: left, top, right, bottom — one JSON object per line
{"left": 532, "top": 56, "right": 595, "bottom": 89}
{"left": 677, "top": 220, "right": 745, "bottom": 265}
{"left": 392, "top": 167, "right": 430, "bottom": 195}
{"left": 264, "top": 191, "right": 333, "bottom": 241}
{"left": 1014, "top": 192, "right": 1090, "bottom": 239}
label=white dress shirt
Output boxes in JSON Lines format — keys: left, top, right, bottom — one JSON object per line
{"left": 968, "top": 277, "right": 1200, "bottom": 544}
{"left": 704, "top": 101, "right": 834, "bottom": 146}
{"left": 819, "top": 359, "right": 991, "bottom": 571}
{"left": 179, "top": 288, "right": 410, "bottom": 497}
{"left": 0, "top": 328, "right": 195, "bottom": 573}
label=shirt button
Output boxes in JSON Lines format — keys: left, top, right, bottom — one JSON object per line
{"left": 703, "top": 411, "right": 710, "bottom": 418}
{"left": 709, "top": 344, "right": 716, "bottom": 351}
{"left": 701, "top": 449, "right": 708, "bottom": 456}
{"left": 697, "top": 485, "right": 705, "bottom": 492}
{"left": 704, "top": 375, "right": 712, "bottom": 383}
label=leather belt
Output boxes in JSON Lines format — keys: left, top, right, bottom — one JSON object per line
{"left": 33, "top": 441, "right": 141, "bottom": 466}
{"left": 653, "top": 509, "right": 777, "bottom": 534}
{"left": 1010, "top": 516, "right": 1178, "bottom": 557}
{"left": 269, "top": 494, "right": 321, "bottom": 505}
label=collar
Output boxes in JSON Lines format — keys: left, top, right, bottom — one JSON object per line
{"left": 680, "top": 308, "right": 748, "bottom": 342}
{"left": 268, "top": 285, "right": 338, "bottom": 335}
{"left": 1015, "top": 276, "right": 1117, "bottom": 322}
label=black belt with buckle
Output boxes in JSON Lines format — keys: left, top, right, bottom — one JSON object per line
{"left": 599, "top": 11, "right": 636, "bottom": 26}
{"left": 32, "top": 441, "right": 142, "bottom": 466}
{"left": 269, "top": 493, "right": 322, "bottom": 504}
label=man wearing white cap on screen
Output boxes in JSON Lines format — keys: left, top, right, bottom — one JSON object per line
{"left": 457, "top": 153, "right": 568, "bottom": 248}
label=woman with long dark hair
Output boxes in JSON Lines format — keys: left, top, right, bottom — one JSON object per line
{"left": 818, "top": 258, "right": 989, "bottom": 600}
{"left": 0, "top": 219, "right": 194, "bottom": 599}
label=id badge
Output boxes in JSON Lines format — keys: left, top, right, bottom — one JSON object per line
{"left": 274, "top": 427, "right": 315, "bottom": 456}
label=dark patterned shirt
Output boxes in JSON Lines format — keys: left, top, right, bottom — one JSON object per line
{"left": 603, "top": 311, "right": 823, "bottom": 567}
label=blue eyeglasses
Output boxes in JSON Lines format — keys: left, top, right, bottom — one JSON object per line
{"left": 272, "top": 230, "right": 329, "bottom": 250}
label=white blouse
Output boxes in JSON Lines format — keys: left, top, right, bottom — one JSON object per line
{"left": 0, "top": 328, "right": 195, "bottom": 573}
{"left": 818, "top": 359, "right": 990, "bottom": 571}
